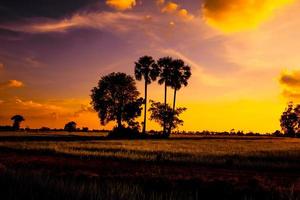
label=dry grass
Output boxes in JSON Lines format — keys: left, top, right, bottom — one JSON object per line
{"left": 0, "top": 132, "right": 300, "bottom": 170}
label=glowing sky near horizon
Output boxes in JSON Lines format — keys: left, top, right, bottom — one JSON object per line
{"left": 1, "top": 0, "right": 300, "bottom": 132}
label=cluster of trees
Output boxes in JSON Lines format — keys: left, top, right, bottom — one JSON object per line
{"left": 91, "top": 55, "right": 191, "bottom": 137}
{"left": 280, "top": 102, "right": 300, "bottom": 137}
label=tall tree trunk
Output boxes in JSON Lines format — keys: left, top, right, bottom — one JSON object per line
{"left": 117, "top": 109, "right": 122, "bottom": 129}
{"left": 117, "top": 118, "right": 122, "bottom": 129}
{"left": 163, "top": 83, "right": 167, "bottom": 136}
{"left": 168, "top": 89, "right": 177, "bottom": 136}
{"left": 172, "top": 89, "right": 177, "bottom": 112}
{"left": 143, "top": 81, "right": 148, "bottom": 134}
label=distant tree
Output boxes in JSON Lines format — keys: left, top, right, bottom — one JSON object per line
{"left": 157, "top": 57, "right": 173, "bottom": 135}
{"left": 11, "top": 115, "right": 25, "bottom": 130}
{"left": 91, "top": 72, "right": 143, "bottom": 131}
{"left": 64, "top": 121, "right": 77, "bottom": 132}
{"left": 148, "top": 100, "right": 186, "bottom": 137}
{"left": 82, "top": 127, "right": 89, "bottom": 132}
{"left": 40, "top": 127, "right": 51, "bottom": 132}
{"left": 168, "top": 59, "right": 191, "bottom": 134}
{"left": 134, "top": 56, "right": 160, "bottom": 134}
{"left": 280, "top": 102, "right": 298, "bottom": 137}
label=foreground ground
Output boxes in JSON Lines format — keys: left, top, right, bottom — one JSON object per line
{"left": 0, "top": 131, "right": 299, "bottom": 199}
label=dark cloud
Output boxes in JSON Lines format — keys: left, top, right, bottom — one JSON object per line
{"left": 280, "top": 70, "right": 300, "bottom": 101}
{"left": 0, "top": 0, "right": 102, "bottom": 23}
{"left": 280, "top": 71, "right": 300, "bottom": 88}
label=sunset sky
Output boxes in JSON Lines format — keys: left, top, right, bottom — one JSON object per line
{"left": 1, "top": 0, "right": 300, "bottom": 132}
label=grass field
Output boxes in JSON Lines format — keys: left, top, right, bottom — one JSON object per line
{"left": 0, "top": 131, "right": 299, "bottom": 199}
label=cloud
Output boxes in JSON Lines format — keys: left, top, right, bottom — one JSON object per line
{"left": 280, "top": 70, "right": 300, "bottom": 88}
{"left": 0, "top": 63, "right": 4, "bottom": 69}
{"left": 0, "top": 80, "right": 24, "bottom": 89}
{"left": 279, "top": 70, "right": 300, "bottom": 101}
{"left": 0, "top": 0, "right": 99, "bottom": 23}
{"left": 202, "top": 0, "right": 295, "bottom": 33}
{"left": 1, "top": 11, "right": 142, "bottom": 33}
{"left": 15, "top": 98, "right": 62, "bottom": 111}
{"left": 282, "top": 89, "right": 300, "bottom": 100}
{"left": 160, "top": 48, "right": 226, "bottom": 86}
{"left": 73, "top": 104, "right": 95, "bottom": 117}
{"left": 161, "top": 2, "right": 179, "bottom": 13}
{"left": 106, "top": 0, "right": 136, "bottom": 11}
{"left": 156, "top": 0, "right": 165, "bottom": 5}
{"left": 160, "top": 1, "right": 194, "bottom": 21}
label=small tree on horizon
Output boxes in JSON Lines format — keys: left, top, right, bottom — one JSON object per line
{"left": 280, "top": 102, "right": 299, "bottom": 137}
{"left": 64, "top": 121, "right": 77, "bottom": 132}
{"left": 134, "top": 55, "right": 160, "bottom": 134}
{"left": 91, "top": 72, "right": 143, "bottom": 131}
{"left": 148, "top": 100, "right": 186, "bottom": 137}
{"left": 11, "top": 115, "right": 25, "bottom": 130}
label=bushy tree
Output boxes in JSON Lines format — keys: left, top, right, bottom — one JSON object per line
{"left": 148, "top": 100, "right": 186, "bottom": 137}
{"left": 280, "top": 102, "right": 300, "bottom": 137}
{"left": 64, "top": 121, "right": 77, "bottom": 132}
{"left": 91, "top": 72, "right": 143, "bottom": 131}
{"left": 11, "top": 115, "right": 25, "bottom": 130}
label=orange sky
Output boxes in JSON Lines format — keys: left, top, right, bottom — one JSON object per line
{"left": 1, "top": 0, "right": 300, "bottom": 132}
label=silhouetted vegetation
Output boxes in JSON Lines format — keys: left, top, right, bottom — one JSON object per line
{"left": 135, "top": 55, "right": 160, "bottom": 135}
{"left": 280, "top": 102, "right": 300, "bottom": 137}
{"left": 149, "top": 100, "right": 186, "bottom": 137}
{"left": 157, "top": 57, "right": 174, "bottom": 135}
{"left": 64, "top": 121, "right": 77, "bottom": 132}
{"left": 91, "top": 72, "right": 143, "bottom": 137}
{"left": 168, "top": 59, "right": 191, "bottom": 135}
{"left": 11, "top": 115, "right": 25, "bottom": 130}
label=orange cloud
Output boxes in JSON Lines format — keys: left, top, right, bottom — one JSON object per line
{"left": 0, "top": 80, "right": 24, "bottom": 89}
{"left": 106, "top": 0, "right": 136, "bottom": 11}
{"left": 279, "top": 70, "right": 300, "bottom": 101}
{"left": 0, "top": 63, "right": 4, "bottom": 69}
{"left": 156, "top": 0, "right": 165, "bottom": 5}
{"left": 160, "top": 1, "right": 194, "bottom": 21}
{"left": 280, "top": 70, "right": 300, "bottom": 88}
{"left": 178, "top": 9, "right": 194, "bottom": 21}
{"left": 202, "top": 0, "right": 295, "bottom": 33}
{"left": 15, "top": 98, "right": 62, "bottom": 111}
{"left": 161, "top": 2, "right": 178, "bottom": 13}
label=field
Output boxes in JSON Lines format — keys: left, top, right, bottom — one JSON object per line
{"left": 0, "top": 131, "right": 299, "bottom": 199}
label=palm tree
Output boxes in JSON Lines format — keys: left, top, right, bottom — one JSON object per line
{"left": 157, "top": 57, "right": 173, "bottom": 135}
{"left": 134, "top": 56, "right": 160, "bottom": 134}
{"left": 11, "top": 115, "right": 25, "bottom": 130}
{"left": 168, "top": 59, "right": 191, "bottom": 135}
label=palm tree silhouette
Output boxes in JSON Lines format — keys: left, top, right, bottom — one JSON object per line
{"left": 157, "top": 57, "right": 173, "bottom": 135}
{"left": 11, "top": 115, "right": 25, "bottom": 130}
{"left": 135, "top": 56, "right": 160, "bottom": 134}
{"left": 168, "top": 59, "right": 191, "bottom": 134}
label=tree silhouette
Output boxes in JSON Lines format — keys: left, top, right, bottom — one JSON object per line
{"left": 64, "top": 121, "right": 77, "bottom": 132}
{"left": 11, "top": 115, "right": 25, "bottom": 130}
{"left": 149, "top": 100, "right": 186, "bottom": 137}
{"left": 134, "top": 56, "right": 160, "bottom": 134}
{"left": 91, "top": 72, "right": 143, "bottom": 131}
{"left": 280, "top": 102, "right": 298, "bottom": 137}
{"left": 168, "top": 59, "right": 191, "bottom": 134}
{"left": 157, "top": 57, "right": 173, "bottom": 136}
